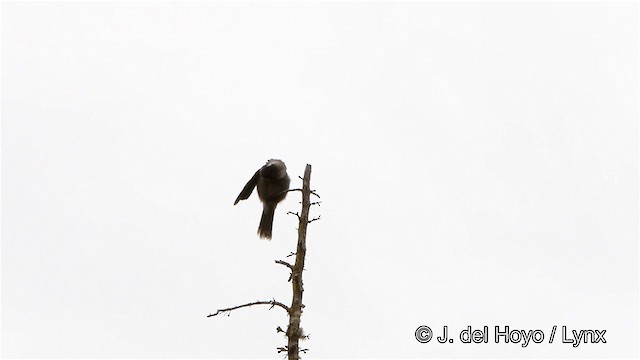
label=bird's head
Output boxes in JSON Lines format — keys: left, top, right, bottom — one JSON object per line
{"left": 261, "top": 159, "right": 288, "bottom": 179}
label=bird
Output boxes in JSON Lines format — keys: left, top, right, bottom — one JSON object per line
{"left": 234, "top": 159, "right": 290, "bottom": 240}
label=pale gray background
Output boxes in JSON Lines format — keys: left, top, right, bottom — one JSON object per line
{"left": 2, "top": 1, "right": 638, "bottom": 358}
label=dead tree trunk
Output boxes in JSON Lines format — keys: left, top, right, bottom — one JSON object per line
{"left": 209, "top": 164, "right": 318, "bottom": 359}
{"left": 286, "top": 164, "right": 312, "bottom": 359}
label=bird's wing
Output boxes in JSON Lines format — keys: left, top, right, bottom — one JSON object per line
{"left": 234, "top": 170, "right": 260, "bottom": 205}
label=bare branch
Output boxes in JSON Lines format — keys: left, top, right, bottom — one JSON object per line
{"left": 207, "top": 299, "right": 289, "bottom": 317}
{"left": 271, "top": 186, "right": 320, "bottom": 201}
{"left": 287, "top": 211, "right": 300, "bottom": 220}
{"left": 275, "top": 260, "right": 293, "bottom": 270}
{"left": 288, "top": 188, "right": 320, "bottom": 199}
{"left": 308, "top": 215, "right": 321, "bottom": 223}
{"left": 311, "top": 201, "right": 322, "bottom": 206}
{"left": 286, "top": 252, "right": 296, "bottom": 258}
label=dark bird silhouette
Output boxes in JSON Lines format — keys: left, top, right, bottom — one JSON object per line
{"left": 234, "top": 159, "right": 290, "bottom": 240}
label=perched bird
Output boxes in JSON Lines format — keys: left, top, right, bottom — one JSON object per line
{"left": 234, "top": 159, "right": 290, "bottom": 240}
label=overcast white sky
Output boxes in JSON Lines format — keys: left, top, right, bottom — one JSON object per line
{"left": 1, "top": 1, "right": 638, "bottom": 358}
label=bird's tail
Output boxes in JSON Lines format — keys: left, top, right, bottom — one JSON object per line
{"left": 258, "top": 204, "right": 276, "bottom": 240}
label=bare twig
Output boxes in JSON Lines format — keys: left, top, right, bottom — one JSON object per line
{"left": 308, "top": 215, "right": 321, "bottom": 224}
{"left": 275, "top": 259, "right": 294, "bottom": 281}
{"left": 288, "top": 188, "right": 321, "bottom": 199}
{"left": 273, "top": 186, "right": 321, "bottom": 201}
{"left": 275, "top": 260, "right": 293, "bottom": 270}
{"left": 207, "top": 299, "right": 289, "bottom": 317}
{"left": 287, "top": 211, "right": 301, "bottom": 220}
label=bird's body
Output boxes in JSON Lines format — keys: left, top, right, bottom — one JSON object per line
{"left": 234, "top": 159, "right": 290, "bottom": 240}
